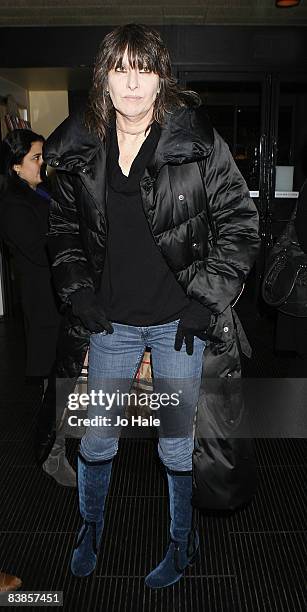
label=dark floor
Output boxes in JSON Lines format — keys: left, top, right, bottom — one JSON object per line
{"left": 0, "top": 305, "right": 306, "bottom": 612}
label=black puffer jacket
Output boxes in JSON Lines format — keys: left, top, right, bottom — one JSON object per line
{"left": 44, "top": 104, "right": 260, "bottom": 378}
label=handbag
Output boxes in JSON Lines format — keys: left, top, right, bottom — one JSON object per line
{"left": 262, "top": 198, "right": 307, "bottom": 317}
{"left": 193, "top": 160, "right": 257, "bottom": 511}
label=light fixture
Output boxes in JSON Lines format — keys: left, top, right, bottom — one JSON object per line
{"left": 275, "top": 0, "right": 300, "bottom": 7}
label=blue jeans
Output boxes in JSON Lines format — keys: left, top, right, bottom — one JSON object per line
{"left": 80, "top": 319, "right": 206, "bottom": 471}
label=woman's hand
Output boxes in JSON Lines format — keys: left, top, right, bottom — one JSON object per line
{"left": 70, "top": 288, "right": 114, "bottom": 334}
{"left": 174, "top": 300, "right": 212, "bottom": 355}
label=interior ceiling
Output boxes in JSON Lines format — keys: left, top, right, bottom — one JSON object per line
{"left": 0, "top": 0, "right": 306, "bottom": 26}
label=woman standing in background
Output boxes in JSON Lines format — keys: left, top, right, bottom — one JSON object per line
{"left": 0, "top": 128, "right": 75, "bottom": 487}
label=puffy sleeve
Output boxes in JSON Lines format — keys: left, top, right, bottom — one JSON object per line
{"left": 47, "top": 170, "right": 95, "bottom": 303}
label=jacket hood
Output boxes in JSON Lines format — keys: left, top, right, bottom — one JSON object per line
{"left": 44, "top": 104, "right": 214, "bottom": 175}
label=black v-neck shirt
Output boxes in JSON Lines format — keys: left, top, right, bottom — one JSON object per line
{"left": 99, "top": 122, "right": 189, "bottom": 326}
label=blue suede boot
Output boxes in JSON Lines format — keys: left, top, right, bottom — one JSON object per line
{"left": 145, "top": 468, "right": 199, "bottom": 589}
{"left": 70, "top": 452, "right": 113, "bottom": 577}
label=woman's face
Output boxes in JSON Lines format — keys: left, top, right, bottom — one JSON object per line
{"left": 107, "top": 49, "right": 160, "bottom": 122}
{"left": 13, "top": 140, "right": 43, "bottom": 189}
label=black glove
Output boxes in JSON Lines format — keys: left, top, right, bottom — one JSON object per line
{"left": 174, "top": 300, "right": 212, "bottom": 355}
{"left": 70, "top": 288, "right": 114, "bottom": 334}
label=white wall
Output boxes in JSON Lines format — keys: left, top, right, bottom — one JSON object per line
{"left": 29, "top": 90, "right": 69, "bottom": 137}
{"left": 0, "top": 76, "right": 29, "bottom": 110}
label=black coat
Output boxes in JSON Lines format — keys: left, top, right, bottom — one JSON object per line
{"left": 0, "top": 177, "right": 60, "bottom": 377}
{"left": 44, "top": 104, "right": 260, "bottom": 381}
{"left": 275, "top": 180, "right": 307, "bottom": 356}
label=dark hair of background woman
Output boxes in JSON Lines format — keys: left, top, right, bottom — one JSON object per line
{"left": 86, "top": 23, "right": 200, "bottom": 141}
{"left": 0, "top": 129, "right": 45, "bottom": 176}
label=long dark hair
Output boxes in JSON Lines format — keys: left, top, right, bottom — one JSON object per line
{"left": 0, "top": 129, "right": 45, "bottom": 177}
{"left": 85, "top": 23, "right": 200, "bottom": 141}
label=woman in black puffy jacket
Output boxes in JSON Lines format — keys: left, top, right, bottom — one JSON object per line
{"left": 44, "top": 24, "right": 260, "bottom": 587}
